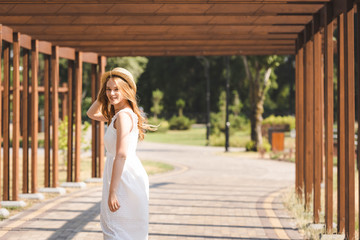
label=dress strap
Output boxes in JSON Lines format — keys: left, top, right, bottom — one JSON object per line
{"left": 112, "top": 108, "right": 138, "bottom": 131}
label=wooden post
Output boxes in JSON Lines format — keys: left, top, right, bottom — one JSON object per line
{"left": 343, "top": 5, "right": 355, "bottom": 240}
{"left": 51, "top": 46, "right": 60, "bottom": 187}
{"left": 324, "top": 2, "right": 334, "bottom": 233}
{"left": 304, "top": 23, "right": 314, "bottom": 209}
{"left": 357, "top": 3, "right": 360, "bottom": 235}
{"left": 67, "top": 61, "right": 74, "bottom": 182}
{"left": 337, "top": 13, "right": 346, "bottom": 233}
{"left": 75, "top": 52, "right": 83, "bottom": 182}
{"left": 62, "top": 83, "right": 68, "bottom": 121}
{"left": 12, "top": 33, "right": 21, "bottom": 201}
{"left": 312, "top": 16, "right": 322, "bottom": 223}
{"left": 297, "top": 40, "right": 304, "bottom": 198}
{"left": 91, "top": 64, "right": 97, "bottom": 178}
{"left": 98, "top": 56, "right": 106, "bottom": 178}
{"left": 44, "top": 54, "right": 51, "bottom": 188}
{"left": 22, "top": 48, "right": 30, "bottom": 194}
{"left": 0, "top": 25, "right": 2, "bottom": 204}
{"left": 295, "top": 42, "right": 299, "bottom": 196}
{"left": 3, "top": 41, "right": 10, "bottom": 200}
{"left": 31, "top": 40, "right": 39, "bottom": 193}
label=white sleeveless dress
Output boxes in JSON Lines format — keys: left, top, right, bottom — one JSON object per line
{"left": 100, "top": 108, "right": 149, "bottom": 240}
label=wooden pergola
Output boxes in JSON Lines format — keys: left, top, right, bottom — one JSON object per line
{"left": 0, "top": 0, "right": 359, "bottom": 239}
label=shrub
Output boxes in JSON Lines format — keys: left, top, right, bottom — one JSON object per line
{"left": 262, "top": 115, "right": 295, "bottom": 130}
{"left": 147, "top": 117, "right": 169, "bottom": 133}
{"left": 209, "top": 133, "right": 247, "bottom": 148}
{"left": 245, "top": 140, "right": 257, "bottom": 151}
{"left": 169, "top": 115, "right": 194, "bottom": 130}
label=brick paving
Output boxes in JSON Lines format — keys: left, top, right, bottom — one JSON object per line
{"left": 0, "top": 142, "right": 303, "bottom": 240}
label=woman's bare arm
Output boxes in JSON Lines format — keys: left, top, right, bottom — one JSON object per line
{"left": 107, "top": 112, "right": 132, "bottom": 212}
{"left": 87, "top": 100, "right": 107, "bottom": 122}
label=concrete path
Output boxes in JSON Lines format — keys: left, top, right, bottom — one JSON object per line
{"left": 0, "top": 142, "right": 303, "bottom": 240}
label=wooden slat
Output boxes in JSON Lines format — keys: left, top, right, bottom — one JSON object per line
{"left": 61, "top": 83, "right": 68, "bottom": 120}
{"left": 75, "top": 51, "right": 83, "bottom": 182}
{"left": 304, "top": 27, "right": 314, "bottom": 209}
{"left": 312, "top": 25, "right": 322, "bottom": 224}
{"left": 98, "top": 56, "right": 106, "bottom": 178}
{"left": 22, "top": 48, "right": 30, "bottom": 194}
{"left": 324, "top": 2, "right": 334, "bottom": 233}
{"left": 1, "top": 25, "right": 13, "bottom": 43}
{"left": 59, "top": 47, "right": 75, "bottom": 60}
{"left": 44, "top": 54, "right": 51, "bottom": 187}
{"left": 67, "top": 61, "right": 74, "bottom": 182}
{"left": 31, "top": 40, "right": 39, "bottom": 193}
{"left": 295, "top": 44, "right": 299, "bottom": 196}
{"left": 297, "top": 45, "right": 304, "bottom": 198}
{"left": 2, "top": 42, "right": 10, "bottom": 201}
{"left": 91, "top": 64, "right": 97, "bottom": 178}
{"left": 337, "top": 13, "right": 345, "bottom": 234}
{"left": 52, "top": 46, "right": 60, "bottom": 187}
{"left": 343, "top": 6, "right": 355, "bottom": 240}
{"left": 83, "top": 52, "right": 98, "bottom": 64}
{"left": 0, "top": 25, "right": 2, "bottom": 204}
{"left": 357, "top": 3, "right": 360, "bottom": 234}
{"left": 12, "top": 32, "right": 21, "bottom": 201}
{"left": 19, "top": 34, "right": 31, "bottom": 49}
{"left": 38, "top": 40, "right": 52, "bottom": 55}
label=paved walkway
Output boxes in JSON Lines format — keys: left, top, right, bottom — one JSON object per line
{"left": 0, "top": 142, "right": 303, "bottom": 240}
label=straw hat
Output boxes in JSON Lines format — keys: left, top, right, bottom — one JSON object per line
{"left": 102, "top": 67, "right": 136, "bottom": 92}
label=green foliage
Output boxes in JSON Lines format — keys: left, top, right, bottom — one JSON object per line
{"left": 262, "top": 115, "right": 295, "bottom": 130}
{"left": 150, "top": 89, "right": 164, "bottom": 119}
{"left": 147, "top": 117, "right": 169, "bottom": 133}
{"left": 209, "top": 133, "right": 247, "bottom": 148}
{"left": 106, "top": 57, "right": 148, "bottom": 82}
{"left": 245, "top": 140, "right": 257, "bottom": 151}
{"left": 169, "top": 115, "right": 194, "bottom": 130}
{"left": 259, "top": 138, "right": 271, "bottom": 152}
{"left": 230, "top": 90, "right": 243, "bottom": 116}
{"left": 176, "top": 98, "right": 186, "bottom": 117}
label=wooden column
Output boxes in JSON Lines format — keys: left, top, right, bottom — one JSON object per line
{"left": 51, "top": 46, "right": 59, "bottom": 187}
{"left": 0, "top": 25, "right": 2, "bottom": 204}
{"left": 2, "top": 41, "right": 10, "bottom": 200}
{"left": 98, "top": 56, "right": 106, "bottom": 178}
{"left": 297, "top": 40, "right": 304, "bottom": 198}
{"left": 12, "top": 33, "right": 21, "bottom": 201}
{"left": 44, "top": 54, "right": 51, "bottom": 188}
{"left": 31, "top": 40, "right": 39, "bottom": 193}
{"left": 304, "top": 24, "right": 314, "bottom": 209}
{"left": 295, "top": 42, "right": 299, "bottom": 195}
{"left": 91, "top": 64, "right": 98, "bottom": 178}
{"left": 67, "top": 61, "right": 74, "bottom": 182}
{"left": 343, "top": 5, "right": 355, "bottom": 240}
{"left": 75, "top": 52, "right": 83, "bottom": 182}
{"left": 22, "top": 48, "right": 30, "bottom": 194}
{"left": 357, "top": 3, "right": 360, "bottom": 235}
{"left": 62, "top": 83, "right": 68, "bottom": 121}
{"left": 312, "top": 14, "right": 322, "bottom": 224}
{"left": 324, "top": 2, "right": 334, "bottom": 233}
{"left": 337, "top": 13, "right": 346, "bottom": 233}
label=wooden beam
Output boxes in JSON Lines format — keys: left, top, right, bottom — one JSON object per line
{"left": 19, "top": 34, "right": 31, "bottom": 50}
{"left": 295, "top": 42, "right": 299, "bottom": 196}
{"left": 2, "top": 41, "right": 10, "bottom": 200}
{"left": 1, "top": 25, "right": 13, "bottom": 43}
{"left": 67, "top": 61, "right": 74, "bottom": 182}
{"left": 324, "top": 2, "right": 334, "bottom": 233}
{"left": 38, "top": 40, "right": 52, "bottom": 55}
{"left": 31, "top": 39, "right": 39, "bottom": 193}
{"left": 75, "top": 51, "right": 83, "bottom": 182}
{"left": 59, "top": 47, "right": 75, "bottom": 60}
{"left": 12, "top": 32, "right": 21, "bottom": 201}
{"left": 297, "top": 44, "right": 304, "bottom": 199}
{"left": 44, "top": 54, "right": 51, "bottom": 187}
{"left": 22, "top": 48, "right": 30, "bottom": 194}
{"left": 343, "top": 5, "right": 355, "bottom": 240}
{"left": 83, "top": 52, "right": 98, "bottom": 64}
{"left": 0, "top": 25, "right": 2, "bottom": 204}
{"left": 91, "top": 64, "right": 97, "bottom": 178}
{"left": 312, "top": 19, "right": 322, "bottom": 224}
{"left": 337, "top": 13, "right": 346, "bottom": 234}
{"left": 98, "top": 56, "right": 106, "bottom": 178}
{"left": 357, "top": 3, "right": 360, "bottom": 234}
{"left": 51, "top": 46, "right": 60, "bottom": 187}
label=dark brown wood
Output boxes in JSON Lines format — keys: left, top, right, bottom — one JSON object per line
{"left": 44, "top": 54, "right": 51, "bottom": 188}
{"left": 98, "top": 56, "right": 106, "bottom": 178}
{"left": 67, "top": 61, "right": 74, "bottom": 182}
{"left": 324, "top": 2, "right": 334, "bottom": 233}
{"left": 297, "top": 46, "right": 304, "bottom": 198}
{"left": 61, "top": 83, "right": 68, "bottom": 120}
{"left": 51, "top": 46, "right": 60, "bottom": 187}
{"left": 337, "top": 13, "right": 346, "bottom": 234}
{"left": 304, "top": 30, "right": 314, "bottom": 210}
{"left": 91, "top": 64, "right": 97, "bottom": 178}
{"left": 31, "top": 39, "right": 39, "bottom": 193}
{"left": 75, "top": 51, "right": 83, "bottom": 182}
{"left": 2, "top": 42, "right": 10, "bottom": 200}
{"left": 357, "top": 3, "right": 360, "bottom": 237}
{"left": 0, "top": 25, "right": 2, "bottom": 204}
{"left": 295, "top": 44, "right": 299, "bottom": 196}
{"left": 22, "top": 48, "right": 30, "bottom": 194}
{"left": 343, "top": 6, "right": 355, "bottom": 240}
{"left": 12, "top": 32, "right": 21, "bottom": 201}
{"left": 312, "top": 26, "right": 322, "bottom": 224}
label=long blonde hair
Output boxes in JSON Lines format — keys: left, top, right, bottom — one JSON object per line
{"left": 97, "top": 67, "right": 153, "bottom": 140}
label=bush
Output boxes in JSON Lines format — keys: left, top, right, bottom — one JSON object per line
{"left": 245, "top": 140, "right": 257, "bottom": 151}
{"left": 262, "top": 115, "right": 295, "bottom": 130}
{"left": 210, "top": 112, "right": 248, "bottom": 135}
{"left": 169, "top": 115, "right": 194, "bottom": 130}
{"left": 209, "top": 133, "right": 247, "bottom": 148}
{"left": 259, "top": 138, "right": 271, "bottom": 152}
{"left": 147, "top": 117, "right": 169, "bottom": 133}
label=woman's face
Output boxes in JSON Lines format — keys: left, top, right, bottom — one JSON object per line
{"left": 106, "top": 78, "right": 123, "bottom": 105}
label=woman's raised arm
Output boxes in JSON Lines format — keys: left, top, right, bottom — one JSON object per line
{"left": 87, "top": 99, "right": 107, "bottom": 122}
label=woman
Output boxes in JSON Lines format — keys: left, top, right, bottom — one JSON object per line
{"left": 87, "top": 67, "right": 151, "bottom": 240}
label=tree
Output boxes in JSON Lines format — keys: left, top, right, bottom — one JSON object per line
{"left": 176, "top": 99, "right": 185, "bottom": 117}
{"left": 242, "top": 55, "right": 284, "bottom": 150}
{"left": 106, "top": 57, "right": 148, "bottom": 83}
{"left": 230, "top": 90, "right": 243, "bottom": 116}
{"left": 150, "top": 89, "right": 164, "bottom": 120}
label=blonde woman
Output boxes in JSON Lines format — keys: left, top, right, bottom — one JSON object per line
{"left": 87, "top": 67, "right": 151, "bottom": 240}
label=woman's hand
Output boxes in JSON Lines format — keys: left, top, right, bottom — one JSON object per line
{"left": 108, "top": 191, "right": 120, "bottom": 212}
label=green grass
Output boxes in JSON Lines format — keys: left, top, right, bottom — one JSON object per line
{"left": 144, "top": 127, "right": 207, "bottom": 146}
